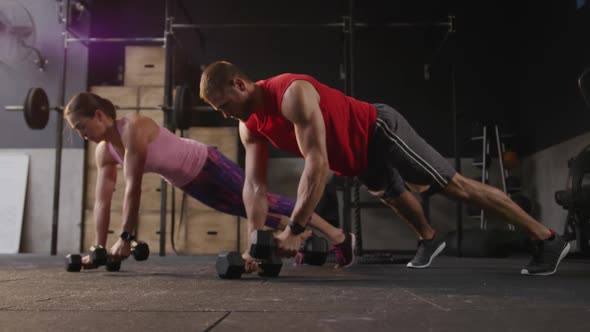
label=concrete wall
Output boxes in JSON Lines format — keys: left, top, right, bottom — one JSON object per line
{"left": 0, "top": 0, "right": 88, "bottom": 254}
{"left": 0, "top": 149, "right": 85, "bottom": 253}
{"left": 521, "top": 131, "right": 590, "bottom": 237}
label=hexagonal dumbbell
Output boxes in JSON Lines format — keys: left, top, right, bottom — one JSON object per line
{"left": 105, "top": 256, "right": 121, "bottom": 272}
{"left": 249, "top": 230, "right": 284, "bottom": 277}
{"left": 65, "top": 245, "right": 108, "bottom": 272}
{"left": 65, "top": 254, "right": 82, "bottom": 272}
{"left": 216, "top": 251, "right": 246, "bottom": 279}
{"left": 249, "top": 230, "right": 275, "bottom": 260}
{"left": 89, "top": 245, "right": 108, "bottom": 266}
{"left": 257, "top": 251, "right": 283, "bottom": 277}
{"left": 299, "top": 234, "right": 329, "bottom": 266}
{"left": 131, "top": 241, "right": 149, "bottom": 261}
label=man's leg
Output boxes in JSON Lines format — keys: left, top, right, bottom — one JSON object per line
{"left": 360, "top": 103, "right": 457, "bottom": 269}
{"left": 381, "top": 190, "right": 435, "bottom": 240}
{"left": 359, "top": 162, "right": 445, "bottom": 269}
{"left": 377, "top": 189, "right": 446, "bottom": 269}
{"left": 443, "top": 174, "right": 549, "bottom": 239}
{"left": 442, "top": 173, "right": 570, "bottom": 275}
{"left": 368, "top": 103, "right": 569, "bottom": 275}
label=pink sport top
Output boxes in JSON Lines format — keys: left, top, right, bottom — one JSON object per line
{"left": 106, "top": 119, "right": 208, "bottom": 187}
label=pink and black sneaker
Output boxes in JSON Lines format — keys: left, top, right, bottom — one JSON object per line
{"left": 331, "top": 231, "right": 356, "bottom": 269}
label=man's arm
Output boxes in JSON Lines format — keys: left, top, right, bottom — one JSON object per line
{"left": 281, "top": 80, "right": 330, "bottom": 230}
{"left": 120, "top": 117, "right": 149, "bottom": 235}
{"left": 239, "top": 121, "right": 269, "bottom": 236}
{"left": 94, "top": 141, "right": 118, "bottom": 246}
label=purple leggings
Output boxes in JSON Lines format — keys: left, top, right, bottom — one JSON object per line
{"left": 180, "top": 146, "right": 295, "bottom": 229}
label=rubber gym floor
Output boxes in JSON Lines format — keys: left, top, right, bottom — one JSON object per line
{"left": 0, "top": 254, "right": 589, "bottom": 332}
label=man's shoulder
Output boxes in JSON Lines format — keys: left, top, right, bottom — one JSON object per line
{"left": 263, "top": 73, "right": 315, "bottom": 85}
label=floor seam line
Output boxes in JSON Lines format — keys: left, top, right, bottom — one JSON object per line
{"left": 203, "top": 311, "right": 231, "bottom": 332}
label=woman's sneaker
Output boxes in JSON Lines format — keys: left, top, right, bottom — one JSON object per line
{"left": 331, "top": 232, "right": 356, "bottom": 269}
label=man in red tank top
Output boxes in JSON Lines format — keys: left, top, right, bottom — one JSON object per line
{"left": 199, "top": 61, "right": 569, "bottom": 276}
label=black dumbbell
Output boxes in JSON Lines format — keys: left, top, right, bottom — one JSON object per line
{"left": 216, "top": 249, "right": 284, "bottom": 279}
{"left": 105, "top": 256, "right": 121, "bottom": 272}
{"left": 299, "top": 235, "right": 329, "bottom": 266}
{"left": 131, "top": 241, "right": 150, "bottom": 261}
{"left": 247, "top": 230, "right": 286, "bottom": 277}
{"left": 65, "top": 254, "right": 82, "bottom": 272}
{"left": 90, "top": 245, "right": 108, "bottom": 266}
{"left": 258, "top": 251, "right": 283, "bottom": 277}
{"left": 249, "top": 230, "right": 275, "bottom": 260}
{"left": 65, "top": 245, "right": 108, "bottom": 272}
{"left": 216, "top": 251, "right": 246, "bottom": 279}
{"left": 102, "top": 241, "right": 148, "bottom": 271}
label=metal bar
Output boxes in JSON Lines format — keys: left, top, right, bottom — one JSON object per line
{"left": 112, "top": 105, "right": 216, "bottom": 111}
{"left": 171, "top": 21, "right": 453, "bottom": 30}
{"left": 451, "top": 62, "right": 462, "bottom": 257}
{"left": 66, "top": 37, "right": 165, "bottom": 43}
{"left": 115, "top": 106, "right": 162, "bottom": 111}
{"left": 158, "top": 9, "right": 174, "bottom": 257}
{"left": 494, "top": 125, "right": 507, "bottom": 193}
{"left": 341, "top": 1, "right": 356, "bottom": 251}
{"left": 386, "top": 21, "right": 452, "bottom": 28}
{"left": 494, "top": 125, "right": 515, "bottom": 232}
{"left": 51, "top": 0, "right": 71, "bottom": 256}
{"left": 480, "top": 125, "right": 487, "bottom": 230}
{"left": 65, "top": 27, "right": 85, "bottom": 43}
{"left": 578, "top": 66, "right": 590, "bottom": 111}
{"left": 171, "top": 23, "right": 344, "bottom": 29}
{"left": 342, "top": 178, "right": 352, "bottom": 239}
{"left": 355, "top": 21, "right": 452, "bottom": 28}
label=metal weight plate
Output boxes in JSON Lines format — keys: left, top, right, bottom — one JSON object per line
{"left": 173, "top": 85, "right": 193, "bottom": 130}
{"left": 24, "top": 87, "right": 50, "bottom": 129}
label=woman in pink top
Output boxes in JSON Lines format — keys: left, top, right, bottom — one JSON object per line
{"left": 64, "top": 92, "right": 355, "bottom": 271}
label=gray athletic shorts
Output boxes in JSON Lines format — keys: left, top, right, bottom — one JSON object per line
{"left": 357, "top": 103, "right": 457, "bottom": 199}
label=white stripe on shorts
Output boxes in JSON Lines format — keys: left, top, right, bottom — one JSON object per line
{"left": 375, "top": 118, "right": 448, "bottom": 188}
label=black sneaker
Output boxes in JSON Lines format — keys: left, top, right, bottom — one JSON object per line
{"left": 331, "top": 231, "right": 356, "bottom": 269}
{"left": 406, "top": 234, "right": 446, "bottom": 269}
{"left": 521, "top": 234, "right": 570, "bottom": 276}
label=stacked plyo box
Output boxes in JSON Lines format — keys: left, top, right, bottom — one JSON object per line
{"left": 84, "top": 46, "right": 247, "bottom": 255}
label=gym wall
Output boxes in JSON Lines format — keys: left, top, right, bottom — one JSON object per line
{"left": 83, "top": 0, "right": 590, "bottom": 252}
{"left": 516, "top": 2, "right": 590, "bottom": 155}
{"left": 5, "top": 0, "right": 588, "bottom": 254}
{"left": 0, "top": 0, "right": 88, "bottom": 253}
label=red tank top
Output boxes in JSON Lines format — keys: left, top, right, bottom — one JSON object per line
{"left": 244, "top": 74, "right": 376, "bottom": 176}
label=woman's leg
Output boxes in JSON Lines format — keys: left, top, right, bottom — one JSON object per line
{"left": 181, "top": 147, "right": 345, "bottom": 244}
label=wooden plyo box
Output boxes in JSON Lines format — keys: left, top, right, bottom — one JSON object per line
{"left": 124, "top": 46, "right": 165, "bottom": 86}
